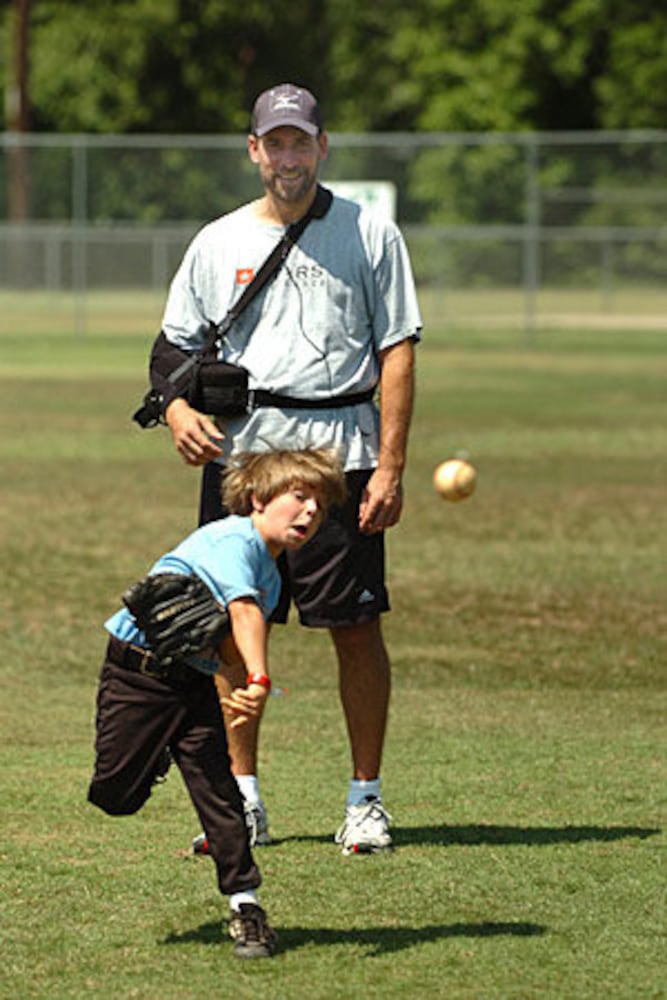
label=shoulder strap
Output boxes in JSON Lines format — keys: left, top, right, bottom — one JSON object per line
{"left": 132, "top": 185, "right": 334, "bottom": 426}
{"left": 214, "top": 184, "right": 333, "bottom": 342}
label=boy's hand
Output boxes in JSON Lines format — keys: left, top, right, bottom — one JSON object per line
{"left": 221, "top": 683, "right": 270, "bottom": 728}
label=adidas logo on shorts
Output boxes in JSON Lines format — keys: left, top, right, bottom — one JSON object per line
{"left": 357, "top": 589, "right": 375, "bottom": 604}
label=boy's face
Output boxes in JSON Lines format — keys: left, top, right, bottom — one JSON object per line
{"left": 252, "top": 484, "right": 325, "bottom": 556}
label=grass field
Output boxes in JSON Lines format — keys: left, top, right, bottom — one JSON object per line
{"left": 0, "top": 305, "right": 665, "bottom": 999}
{"left": 2, "top": 285, "right": 667, "bottom": 342}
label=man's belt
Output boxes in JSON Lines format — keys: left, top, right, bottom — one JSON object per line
{"left": 107, "top": 635, "right": 197, "bottom": 684}
{"left": 247, "top": 386, "right": 375, "bottom": 411}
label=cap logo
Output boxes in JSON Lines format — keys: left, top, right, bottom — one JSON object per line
{"left": 271, "top": 94, "right": 302, "bottom": 111}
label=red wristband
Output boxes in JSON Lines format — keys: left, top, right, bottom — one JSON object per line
{"left": 247, "top": 672, "right": 272, "bottom": 692}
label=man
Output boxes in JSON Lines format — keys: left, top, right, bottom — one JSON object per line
{"left": 146, "top": 82, "right": 421, "bottom": 855}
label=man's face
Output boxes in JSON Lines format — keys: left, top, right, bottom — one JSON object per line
{"left": 248, "top": 126, "right": 328, "bottom": 205}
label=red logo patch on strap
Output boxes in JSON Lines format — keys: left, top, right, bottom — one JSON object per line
{"left": 236, "top": 268, "right": 255, "bottom": 285}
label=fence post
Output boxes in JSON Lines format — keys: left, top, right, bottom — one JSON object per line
{"left": 601, "top": 235, "right": 614, "bottom": 311}
{"left": 523, "top": 137, "right": 540, "bottom": 345}
{"left": 72, "top": 137, "right": 88, "bottom": 337}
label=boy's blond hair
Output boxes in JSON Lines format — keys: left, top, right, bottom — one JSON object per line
{"left": 222, "top": 448, "right": 347, "bottom": 517}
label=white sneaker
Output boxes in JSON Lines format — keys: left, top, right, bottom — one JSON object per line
{"left": 244, "top": 799, "right": 271, "bottom": 846}
{"left": 191, "top": 800, "right": 271, "bottom": 855}
{"left": 334, "top": 795, "right": 393, "bottom": 855}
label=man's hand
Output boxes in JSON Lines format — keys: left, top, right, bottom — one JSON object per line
{"left": 165, "top": 397, "right": 224, "bottom": 466}
{"left": 358, "top": 338, "right": 414, "bottom": 534}
{"left": 358, "top": 466, "right": 404, "bottom": 534}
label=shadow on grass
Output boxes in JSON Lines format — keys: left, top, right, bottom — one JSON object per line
{"left": 164, "top": 919, "right": 547, "bottom": 955}
{"left": 278, "top": 823, "right": 660, "bottom": 848}
{"left": 392, "top": 824, "right": 661, "bottom": 847}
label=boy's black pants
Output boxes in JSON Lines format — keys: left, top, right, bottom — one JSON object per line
{"left": 88, "top": 636, "right": 261, "bottom": 897}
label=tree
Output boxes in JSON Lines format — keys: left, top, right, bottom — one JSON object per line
{"left": 2, "top": 0, "right": 666, "bottom": 135}
{"left": 327, "top": 0, "right": 667, "bottom": 133}
{"left": 10, "top": 0, "right": 329, "bottom": 133}
{"left": 596, "top": 7, "right": 667, "bottom": 128}
{"left": 6, "top": 0, "right": 31, "bottom": 220}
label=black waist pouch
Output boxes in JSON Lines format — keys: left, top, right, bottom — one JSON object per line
{"left": 133, "top": 331, "right": 249, "bottom": 426}
{"left": 189, "top": 360, "right": 249, "bottom": 417}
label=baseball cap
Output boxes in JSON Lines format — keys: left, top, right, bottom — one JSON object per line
{"left": 251, "top": 84, "right": 323, "bottom": 137}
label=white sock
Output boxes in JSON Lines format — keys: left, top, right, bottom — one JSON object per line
{"left": 235, "top": 774, "right": 260, "bottom": 805}
{"left": 230, "top": 889, "right": 258, "bottom": 912}
{"left": 347, "top": 778, "right": 381, "bottom": 807}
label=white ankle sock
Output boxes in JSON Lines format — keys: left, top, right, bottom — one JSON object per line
{"left": 230, "top": 889, "right": 258, "bottom": 912}
{"left": 347, "top": 778, "right": 381, "bottom": 807}
{"left": 235, "top": 774, "right": 260, "bottom": 804}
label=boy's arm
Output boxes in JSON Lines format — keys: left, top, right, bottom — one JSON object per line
{"left": 225, "top": 596, "right": 269, "bottom": 671}
{"left": 220, "top": 596, "right": 271, "bottom": 726}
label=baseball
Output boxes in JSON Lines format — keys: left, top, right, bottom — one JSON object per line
{"left": 433, "top": 459, "right": 477, "bottom": 502}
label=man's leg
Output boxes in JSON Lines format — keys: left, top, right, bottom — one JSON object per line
{"left": 330, "top": 617, "right": 394, "bottom": 854}
{"left": 284, "top": 468, "right": 393, "bottom": 852}
{"left": 330, "top": 617, "right": 390, "bottom": 780}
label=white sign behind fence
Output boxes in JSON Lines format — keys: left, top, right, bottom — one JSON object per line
{"left": 326, "top": 181, "right": 397, "bottom": 221}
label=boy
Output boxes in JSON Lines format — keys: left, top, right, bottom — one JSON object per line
{"left": 88, "top": 448, "right": 346, "bottom": 959}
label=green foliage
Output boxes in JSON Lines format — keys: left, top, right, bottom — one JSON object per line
{"left": 3, "top": 0, "right": 667, "bottom": 134}
{"left": 29, "top": 0, "right": 179, "bottom": 132}
{"left": 597, "top": 12, "right": 667, "bottom": 128}
{"left": 7, "top": 0, "right": 331, "bottom": 134}
{"left": 408, "top": 141, "right": 530, "bottom": 225}
{"left": 323, "top": 0, "right": 667, "bottom": 133}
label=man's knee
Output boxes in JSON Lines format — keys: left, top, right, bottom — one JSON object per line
{"left": 330, "top": 617, "right": 386, "bottom": 658}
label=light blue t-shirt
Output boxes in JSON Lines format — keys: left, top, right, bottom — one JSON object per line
{"left": 105, "top": 516, "right": 280, "bottom": 675}
{"left": 161, "top": 193, "right": 422, "bottom": 471}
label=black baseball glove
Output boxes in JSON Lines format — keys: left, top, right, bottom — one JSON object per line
{"left": 122, "top": 572, "right": 230, "bottom": 667}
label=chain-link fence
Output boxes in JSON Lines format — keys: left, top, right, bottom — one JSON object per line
{"left": 1, "top": 129, "right": 666, "bottom": 337}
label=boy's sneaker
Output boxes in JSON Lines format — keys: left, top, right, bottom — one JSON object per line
{"left": 228, "top": 903, "right": 277, "bottom": 959}
{"left": 192, "top": 800, "right": 270, "bottom": 855}
{"left": 334, "top": 795, "right": 393, "bottom": 855}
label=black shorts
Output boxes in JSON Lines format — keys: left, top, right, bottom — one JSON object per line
{"left": 200, "top": 464, "right": 389, "bottom": 628}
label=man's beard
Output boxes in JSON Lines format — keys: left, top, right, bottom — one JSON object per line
{"left": 264, "top": 166, "right": 317, "bottom": 204}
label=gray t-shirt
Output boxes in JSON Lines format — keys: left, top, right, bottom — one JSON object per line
{"left": 162, "top": 193, "right": 422, "bottom": 470}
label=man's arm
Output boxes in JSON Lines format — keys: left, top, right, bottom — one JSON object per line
{"left": 145, "top": 328, "right": 225, "bottom": 465}
{"left": 358, "top": 337, "right": 416, "bottom": 534}
{"left": 165, "top": 397, "right": 224, "bottom": 466}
